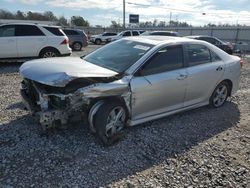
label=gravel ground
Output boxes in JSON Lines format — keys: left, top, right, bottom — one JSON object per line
{"left": 0, "top": 47, "right": 250, "bottom": 187}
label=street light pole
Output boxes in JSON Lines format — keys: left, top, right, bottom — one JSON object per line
{"left": 123, "top": 0, "right": 125, "bottom": 28}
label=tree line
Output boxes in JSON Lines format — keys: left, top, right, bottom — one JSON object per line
{"left": 0, "top": 9, "right": 89, "bottom": 27}
{"left": 0, "top": 9, "right": 246, "bottom": 28}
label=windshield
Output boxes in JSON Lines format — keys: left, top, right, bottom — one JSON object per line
{"left": 118, "top": 32, "right": 124, "bottom": 36}
{"left": 83, "top": 39, "right": 154, "bottom": 73}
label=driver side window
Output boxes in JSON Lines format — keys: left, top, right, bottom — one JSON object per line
{"left": 123, "top": 31, "right": 131, "bottom": 36}
{"left": 139, "top": 45, "right": 184, "bottom": 76}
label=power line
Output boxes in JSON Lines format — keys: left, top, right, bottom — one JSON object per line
{"left": 126, "top": 2, "right": 250, "bottom": 18}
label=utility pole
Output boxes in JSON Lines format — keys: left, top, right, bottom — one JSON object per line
{"left": 169, "top": 12, "right": 172, "bottom": 26}
{"left": 123, "top": 0, "right": 125, "bottom": 28}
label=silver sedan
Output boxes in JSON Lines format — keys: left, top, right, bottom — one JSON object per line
{"left": 20, "top": 36, "right": 242, "bottom": 145}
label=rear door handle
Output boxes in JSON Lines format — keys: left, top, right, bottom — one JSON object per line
{"left": 177, "top": 74, "right": 188, "bottom": 80}
{"left": 216, "top": 66, "right": 223, "bottom": 71}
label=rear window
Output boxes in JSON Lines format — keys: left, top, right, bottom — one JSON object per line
{"left": 16, "top": 25, "right": 45, "bottom": 36}
{"left": 103, "top": 33, "right": 117, "bottom": 36}
{"left": 63, "top": 29, "right": 79, "bottom": 35}
{"left": 187, "top": 44, "right": 211, "bottom": 66}
{"left": 132, "top": 31, "right": 139, "bottom": 36}
{"left": 43, "top": 27, "right": 64, "bottom": 36}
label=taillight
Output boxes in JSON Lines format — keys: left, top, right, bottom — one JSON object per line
{"left": 61, "top": 38, "right": 69, "bottom": 45}
{"left": 240, "top": 59, "right": 245, "bottom": 67}
{"left": 83, "top": 32, "right": 88, "bottom": 40}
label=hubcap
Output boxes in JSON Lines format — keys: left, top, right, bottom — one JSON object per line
{"left": 43, "top": 52, "right": 56, "bottom": 58}
{"left": 96, "top": 40, "right": 101, "bottom": 45}
{"left": 105, "top": 107, "right": 126, "bottom": 138}
{"left": 74, "top": 43, "right": 81, "bottom": 50}
{"left": 213, "top": 85, "right": 228, "bottom": 107}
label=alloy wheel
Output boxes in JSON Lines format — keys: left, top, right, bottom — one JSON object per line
{"left": 105, "top": 106, "right": 126, "bottom": 138}
{"left": 213, "top": 85, "right": 228, "bottom": 107}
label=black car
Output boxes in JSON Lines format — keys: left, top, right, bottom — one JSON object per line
{"left": 186, "top": 35, "right": 233, "bottom": 54}
{"left": 141, "top": 30, "right": 179, "bottom": 37}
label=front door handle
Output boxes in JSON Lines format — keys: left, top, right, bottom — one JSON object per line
{"left": 177, "top": 74, "right": 188, "bottom": 80}
{"left": 216, "top": 66, "right": 223, "bottom": 71}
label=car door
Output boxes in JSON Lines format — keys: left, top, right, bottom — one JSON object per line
{"left": 132, "top": 31, "right": 139, "bottom": 36}
{"left": 130, "top": 45, "right": 188, "bottom": 120}
{"left": 184, "top": 43, "right": 225, "bottom": 106}
{"left": 101, "top": 33, "right": 111, "bottom": 40}
{"left": 122, "top": 31, "right": 132, "bottom": 37}
{"left": 0, "top": 25, "right": 17, "bottom": 58}
{"left": 16, "top": 25, "right": 47, "bottom": 57}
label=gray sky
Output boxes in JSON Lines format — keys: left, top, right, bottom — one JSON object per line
{"left": 2, "top": 0, "right": 250, "bottom": 26}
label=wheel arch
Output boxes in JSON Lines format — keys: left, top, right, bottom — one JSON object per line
{"left": 221, "top": 79, "right": 233, "bottom": 96}
{"left": 88, "top": 96, "right": 130, "bottom": 133}
{"left": 39, "top": 46, "right": 60, "bottom": 57}
{"left": 72, "top": 41, "right": 83, "bottom": 45}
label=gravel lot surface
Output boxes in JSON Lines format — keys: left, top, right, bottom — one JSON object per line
{"left": 0, "top": 46, "right": 250, "bottom": 187}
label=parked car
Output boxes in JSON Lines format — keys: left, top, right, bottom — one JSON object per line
{"left": 20, "top": 36, "right": 241, "bottom": 145}
{"left": 90, "top": 32, "right": 117, "bottom": 45}
{"left": 0, "top": 23, "right": 71, "bottom": 59}
{"left": 186, "top": 35, "right": 233, "bottom": 54}
{"left": 62, "top": 28, "right": 88, "bottom": 51}
{"left": 141, "top": 30, "right": 180, "bottom": 36}
{"left": 139, "top": 30, "right": 145, "bottom": 34}
{"left": 108, "top": 30, "right": 140, "bottom": 42}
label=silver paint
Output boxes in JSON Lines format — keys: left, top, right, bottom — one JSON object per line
{"left": 20, "top": 36, "right": 241, "bottom": 129}
{"left": 19, "top": 57, "right": 118, "bottom": 87}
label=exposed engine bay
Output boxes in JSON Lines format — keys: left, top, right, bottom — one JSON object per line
{"left": 20, "top": 76, "right": 131, "bottom": 131}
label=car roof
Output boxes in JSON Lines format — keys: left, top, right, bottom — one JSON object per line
{"left": 103, "top": 31, "right": 116, "bottom": 33}
{"left": 0, "top": 23, "right": 60, "bottom": 28}
{"left": 124, "top": 36, "right": 194, "bottom": 45}
{"left": 186, "top": 35, "right": 214, "bottom": 38}
{"left": 147, "top": 30, "right": 178, "bottom": 33}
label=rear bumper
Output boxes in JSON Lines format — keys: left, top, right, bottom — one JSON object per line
{"left": 58, "top": 45, "right": 72, "bottom": 56}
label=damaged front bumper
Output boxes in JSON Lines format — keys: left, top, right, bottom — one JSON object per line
{"left": 20, "top": 77, "right": 131, "bottom": 131}
{"left": 20, "top": 79, "right": 88, "bottom": 130}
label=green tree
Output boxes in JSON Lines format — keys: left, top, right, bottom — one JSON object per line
{"left": 58, "top": 16, "right": 69, "bottom": 26}
{"left": 71, "top": 16, "right": 89, "bottom": 26}
{"left": 43, "top": 11, "right": 57, "bottom": 21}
{"left": 0, "top": 9, "right": 15, "bottom": 19}
{"left": 16, "top": 10, "right": 25, "bottom": 20}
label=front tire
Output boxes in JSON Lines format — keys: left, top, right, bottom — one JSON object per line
{"left": 95, "top": 39, "right": 101, "bottom": 45}
{"left": 209, "top": 81, "right": 229, "bottom": 108}
{"left": 94, "top": 101, "right": 127, "bottom": 145}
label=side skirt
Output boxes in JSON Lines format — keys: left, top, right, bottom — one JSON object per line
{"left": 128, "top": 101, "right": 209, "bottom": 126}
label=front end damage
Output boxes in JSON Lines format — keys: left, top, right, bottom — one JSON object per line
{"left": 20, "top": 77, "right": 131, "bottom": 130}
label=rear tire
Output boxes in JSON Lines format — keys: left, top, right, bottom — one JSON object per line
{"left": 72, "top": 42, "right": 82, "bottom": 51}
{"left": 209, "top": 81, "right": 229, "bottom": 108}
{"left": 94, "top": 100, "right": 127, "bottom": 145}
{"left": 39, "top": 48, "right": 59, "bottom": 58}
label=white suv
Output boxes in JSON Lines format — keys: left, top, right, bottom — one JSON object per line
{"left": 90, "top": 32, "right": 117, "bottom": 45}
{"left": 0, "top": 23, "right": 72, "bottom": 59}
{"left": 109, "top": 30, "right": 140, "bottom": 42}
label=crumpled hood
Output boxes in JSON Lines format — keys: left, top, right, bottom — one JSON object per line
{"left": 19, "top": 57, "right": 118, "bottom": 87}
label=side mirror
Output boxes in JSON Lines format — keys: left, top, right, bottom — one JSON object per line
{"left": 134, "top": 69, "right": 143, "bottom": 77}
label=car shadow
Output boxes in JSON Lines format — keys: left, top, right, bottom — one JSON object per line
{"left": 0, "top": 62, "right": 23, "bottom": 74}
{"left": 6, "top": 102, "right": 24, "bottom": 110}
{"left": 0, "top": 101, "right": 240, "bottom": 187}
